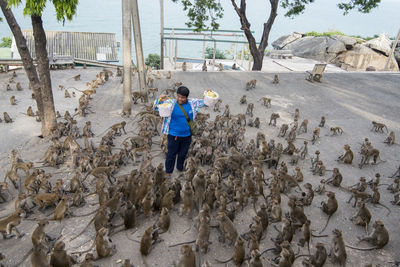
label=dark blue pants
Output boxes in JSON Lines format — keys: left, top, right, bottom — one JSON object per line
{"left": 165, "top": 134, "right": 192, "bottom": 174}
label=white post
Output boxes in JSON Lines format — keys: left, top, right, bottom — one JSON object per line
{"left": 174, "top": 39, "right": 178, "bottom": 69}
{"left": 122, "top": 0, "right": 132, "bottom": 115}
{"left": 160, "top": 0, "right": 164, "bottom": 69}
{"left": 212, "top": 40, "right": 216, "bottom": 71}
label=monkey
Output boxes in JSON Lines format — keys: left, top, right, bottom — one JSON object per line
{"left": 31, "top": 219, "right": 52, "bottom": 248}
{"left": 298, "top": 119, "right": 308, "bottom": 134}
{"left": 147, "top": 87, "right": 159, "bottom": 98}
{"left": 337, "top": 144, "right": 353, "bottom": 164}
{"left": 72, "top": 91, "right": 76, "bottom": 97}
{"left": 293, "top": 108, "right": 300, "bottom": 120}
{"left": 384, "top": 131, "right": 396, "bottom": 145}
{"left": 8, "top": 76, "right": 14, "bottom": 83}
{"left": 96, "top": 227, "right": 116, "bottom": 258}
{"left": 215, "top": 236, "right": 245, "bottom": 265}
{"left": 140, "top": 225, "right": 159, "bottom": 266}
{"left": 329, "top": 229, "right": 347, "bottom": 266}
{"left": 16, "top": 82, "right": 22, "bottom": 91}
{"left": 301, "top": 183, "right": 314, "bottom": 206}
{"left": 157, "top": 207, "right": 170, "bottom": 233}
{"left": 370, "top": 185, "right": 391, "bottom": 216}
{"left": 3, "top": 112, "right": 13, "bottom": 123}
{"left": 307, "top": 242, "right": 328, "bottom": 267}
{"left": 53, "top": 195, "right": 70, "bottom": 221}
{"left": 124, "top": 200, "right": 136, "bottom": 229}
{"left": 232, "top": 63, "right": 237, "bottom": 70}
{"left": 0, "top": 209, "right": 25, "bottom": 239}
{"left": 180, "top": 181, "right": 194, "bottom": 216}
{"left": 240, "top": 95, "right": 247, "bottom": 104}
{"left": 319, "top": 116, "right": 325, "bottom": 127}
{"left": 246, "top": 79, "right": 257, "bottom": 90}
{"left": 33, "top": 192, "right": 60, "bottom": 210}
{"left": 269, "top": 113, "right": 280, "bottom": 126}
{"left": 73, "top": 74, "right": 81, "bottom": 81}
{"left": 246, "top": 103, "right": 254, "bottom": 117}
{"left": 142, "top": 192, "right": 153, "bottom": 217}
{"left": 24, "top": 106, "right": 35, "bottom": 117}
{"left": 351, "top": 201, "right": 371, "bottom": 233}
{"left": 79, "top": 253, "right": 95, "bottom": 267}
{"left": 4, "top": 170, "right": 20, "bottom": 190}
{"left": 64, "top": 89, "right": 71, "bottom": 98}
{"left": 269, "top": 198, "right": 282, "bottom": 222}
{"left": 166, "top": 70, "right": 172, "bottom": 79}
{"left": 253, "top": 117, "right": 260, "bottom": 128}
{"left": 213, "top": 99, "right": 222, "bottom": 112}
{"left": 202, "top": 61, "right": 207, "bottom": 71}
{"left": 359, "top": 146, "right": 383, "bottom": 168}
{"left": 259, "top": 96, "right": 272, "bottom": 107}
{"left": 216, "top": 211, "right": 238, "bottom": 245}
{"left": 50, "top": 240, "right": 76, "bottom": 267}
{"left": 325, "top": 168, "right": 343, "bottom": 187}
{"left": 182, "top": 61, "right": 187, "bottom": 71}
{"left": 9, "top": 95, "right": 16, "bottom": 105}
{"left": 319, "top": 191, "right": 338, "bottom": 234}
{"left": 347, "top": 220, "right": 389, "bottom": 251}
{"left": 218, "top": 63, "right": 223, "bottom": 71}
{"left": 272, "top": 74, "right": 279, "bottom": 84}
{"left": 278, "top": 124, "right": 289, "bottom": 137}
{"left": 330, "top": 126, "right": 344, "bottom": 135}
{"left": 31, "top": 244, "right": 50, "bottom": 267}
{"left": 312, "top": 127, "right": 320, "bottom": 144}
{"left": 298, "top": 219, "right": 312, "bottom": 253}
{"left": 99, "top": 121, "right": 127, "bottom": 136}
{"left": 371, "top": 121, "right": 388, "bottom": 132}
{"left": 175, "top": 244, "right": 196, "bottom": 267}
{"left": 12, "top": 161, "right": 33, "bottom": 175}
{"left": 82, "top": 121, "right": 94, "bottom": 137}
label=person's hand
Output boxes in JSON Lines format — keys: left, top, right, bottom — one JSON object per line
{"left": 159, "top": 94, "right": 168, "bottom": 101}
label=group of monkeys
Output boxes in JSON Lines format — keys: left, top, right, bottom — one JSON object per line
{"left": 0, "top": 69, "right": 399, "bottom": 267}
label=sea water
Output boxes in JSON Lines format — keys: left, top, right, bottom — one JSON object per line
{"left": 0, "top": 0, "right": 399, "bottom": 64}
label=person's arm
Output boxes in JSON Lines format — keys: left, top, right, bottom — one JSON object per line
{"left": 193, "top": 88, "right": 213, "bottom": 108}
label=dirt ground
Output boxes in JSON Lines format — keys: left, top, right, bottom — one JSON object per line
{"left": 0, "top": 67, "right": 399, "bottom": 267}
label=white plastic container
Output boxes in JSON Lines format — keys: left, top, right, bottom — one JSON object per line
{"left": 158, "top": 103, "right": 173, "bottom": 117}
{"left": 203, "top": 91, "right": 219, "bottom": 107}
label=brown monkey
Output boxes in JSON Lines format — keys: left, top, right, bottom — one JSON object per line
{"left": 272, "top": 74, "right": 279, "bottom": 84}
{"left": 31, "top": 244, "right": 50, "bottom": 267}
{"left": 215, "top": 237, "right": 245, "bottom": 265}
{"left": 82, "top": 121, "right": 94, "bottom": 137}
{"left": 0, "top": 209, "right": 25, "bottom": 239}
{"left": 73, "top": 74, "right": 81, "bottom": 81}
{"left": 298, "top": 119, "right": 308, "bottom": 133}
{"left": 326, "top": 168, "right": 343, "bottom": 187}
{"left": 182, "top": 61, "right": 187, "bottom": 71}
{"left": 10, "top": 95, "right": 17, "bottom": 105}
{"left": 174, "top": 244, "right": 195, "bottom": 267}
{"left": 384, "top": 131, "right": 396, "bottom": 145}
{"left": 25, "top": 106, "right": 35, "bottom": 117}
{"left": 157, "top": 207, "right": 171, "bottom": 233}
{"left": 259, "top": 96, "right": 272, "bottom": 107}
{"left": 240, "top": 95, "right": 247, "bottom": 104}
{"left": 350, "top": 220, "right": 389, "bottom": 249}
{"left": 79, "top": 253, "right": 95, "bottom": 267}
{"left": 278, "top": 124, "right": 289, "bottom": 137}
{"left": 312, "top": 127, "right": 320, "bottom": 144}
{"left": 216, "top": 211, "right": 238, "bottom": 245}
{"left": 3, "top": 112, "right": 13, "bottom": 123}
{"left": 310, "top": 242, "right": 327, "bottom": 267}
{"left": 180, "top": 181, "right": 194, "bottom": 216}
{"left": 8, "top": 76, "right": 14, "bottom": 83}
{"left": 31, "top": 219, "right": 50, "bottom": 247}
{"left": 95, "top": 227, "right": 116, "bottom": 258}
{"left": 371, "top": 121, "right": 388, "bottom": 132}
{"left": 246, "top": 103, "right": 254, "bottom": 117}
{"left": 330, "top": 126, "right": 344, "bottom": 135}
{"left": 351, "top": 201, "right": 371, "bottom": 233}
{"left": 124, "top": 200, "right": 136, "bottom": 229}
{"left": 246, "top": 79, "right": 257, "bottom": 90}
{"left": 269, "top": 113, "right": 280, "bottom": 126}
{"left": 319, "top": 116, "right": 325, "bottom": 127}
{"left": 54, "top": 195, "right": 70, "bottom": 221}
{"left": 202, "top": 61, "right": 207, "bottom": 71}
{"left": 16, "top": 82, "right": 22, "bottom": 91}
{"left": 50, "top": 240, "right": 76, "bottom": 267}
{"left": 337, "top": 144, "right": 353, "bottom": 164}
{"left": 319, "top": 191, "right": 338, "bottom": 234}
{"left": 64, "top": 89, "right": 71, "bottom": 98}
{"left": 330, "top": 229, "right": 347, "bottom": 266}
{"left": 6, "top": 84, "right": 12, "bottom": 91}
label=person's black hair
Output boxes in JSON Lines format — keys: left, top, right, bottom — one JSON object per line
{"left": 177, "top": 86, "right": 189, "bottom": 97}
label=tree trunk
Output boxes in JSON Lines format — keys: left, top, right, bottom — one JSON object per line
{"left": 231, "top": 0, "right": 278, "bottom": 71}
{"left": 122, "top": 0, "right": 132, "bottom": 115}
{"left": 31, "top": 15, "right": 57, "bottom": 136}
{"left": 0, "top": 0, "right": 45, "bottom": 123}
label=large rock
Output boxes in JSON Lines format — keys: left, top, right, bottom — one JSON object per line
{"left": 272, "top": 32, "right": 302, "bottom": 50}
{"left": 332, "top": 35, "right": 357, "bottom": 50}
{"left": 365, "top": 34, "right": 391, "bottom": 56}
{"left": 284, "top": 36, "right": 327, "bottom": 61}
{"left": 334, "top": 44, "right": 399, "bottom": 71}
{"left": 326, "top": 37, "right": 347, "bottom": 54}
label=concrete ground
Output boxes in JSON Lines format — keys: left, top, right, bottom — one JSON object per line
{"left": 0, "top": 68, "right": 399, "bottom": 266}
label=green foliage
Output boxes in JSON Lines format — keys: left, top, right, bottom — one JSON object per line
{"left": 171, "top": 0, "right": 223, "bottom": 32}
{"left": 0, "top": 37, "right": 12, "bottom": 47}
{"left": 337, "top": 0, "right": 381, "bottom": 15}
{"left": 7, "top": 0, "right": 79, "bottom": 23}
{"left": 304, "top": 31, "right": 345, "bottom": 37}
{"left": 205, "top": 46, "right": 225, "bottom": 59}
{"left": 280, "top": 0, "right": 316, "bottom": 18}
{"left": 145, "top": 54, "right": 161, "bottom": 70}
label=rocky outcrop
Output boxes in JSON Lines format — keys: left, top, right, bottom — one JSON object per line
{"left": 271, "top": 32, "right": 302, "bottom": 50}
{"left": 272, "top": 32, "right": 399, "bottom": 71}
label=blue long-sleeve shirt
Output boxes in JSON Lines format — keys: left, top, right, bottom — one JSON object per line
{"left": 153, "top": 97, "right": 206, "bottom": 136}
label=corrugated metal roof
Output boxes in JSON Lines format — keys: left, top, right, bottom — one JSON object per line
{"left": 20, "top": 30, "right": 118, "bottom": 62}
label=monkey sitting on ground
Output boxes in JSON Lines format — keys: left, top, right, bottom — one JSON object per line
{"left": 50, "top": 240, "right": 77, "bottom": 267}
{"left": 64, "top": 90, "right": 71, "bottom": 98}
{"left": 384, "top": 131, "right": 396, "bottom": 146}
{"left": 10, "top": 96, "right": 17, "bottom": 105}
{"left": 240, "top": 95, "right": 247, "bottom": 104}
{"left": 337, "top": 144, "right": 353, "bottom": 164}
{"left": 347, "top": 220, "right": 389, "bottom": 250}
{"left": 96, "top": 227, "right": 116, "bottom": 258}
{"left": 272, "top": 74, "right": 279, "bottom": 84}
{"left": 350, "top": 201, "right": 371, "bottom": 233}
{"left": 73, "top": 74, "right": 81, "bottom": 81}
{"left": 330, "top": 126, "right": 343, "bottom": 135}
{"left": 246, "top": 79, "right": 257, "bottom": 90}
{"left": 319, "top": 191, "right": 338, "bottom": 234}
{"left": 16, "top": 82, "right": 22, "bottom": 91}
{"left": 329, "top": 229, "right": 347, "bottom": 266}
{"left": 319, "top": 116, "right": 325, "bottom": 127}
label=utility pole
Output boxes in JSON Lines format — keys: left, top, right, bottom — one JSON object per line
{"left": 160, "top": 0, "right": 164, "bottom": 69}
{"left": 131, "top": 0, "right": 147, "bottom": 99}
{"left": 384, "top": 29, "right": 400, "bottom": 71}
{"left": 122, "top": 0, "right": 132, "bottom": 115}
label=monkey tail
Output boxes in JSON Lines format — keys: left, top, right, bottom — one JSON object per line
{"left": 214, "top": 257, "right": 233, "bottom": 263}
{"left": 375, "top": 203, "right": 391, "bottom": 216}
{"left": 345, "top": 244, "right": 377, "bottom": 251}
{"left": 67, "top": 86, "right": 83, "bottom": 93}
{"left": 168, "top": 240, "right": 196, "bottom": 247}
{"left": 318, "top": 215, "right": 332, "bottom": 234}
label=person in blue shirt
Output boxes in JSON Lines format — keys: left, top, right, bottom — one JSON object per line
{"left": 154, "top": 86, "right": 210, "bottom": 178}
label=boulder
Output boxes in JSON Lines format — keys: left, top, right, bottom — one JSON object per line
{"left": 284, "top": 36, "right": 327, "bottom": 61}
{"left": 334, "top": 44, "right": 399, "bottom": 71}
{"left": 272, "top": 32, "right": 302, "bottom": 50}
{"left": 326, "top": 37, "right": 347, "bottom": 54}
{"left": 365, "top": 34, "right": 391, "bottom": 56}
{"left": 332, "top": 35, "right": 357, "bottom": 50}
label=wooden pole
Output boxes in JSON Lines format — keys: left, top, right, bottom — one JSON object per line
{"left": 174, "top": 39, "right": 178, "bottom": 69}
{"left": 131, "top": 0, "right": 147, "bottom": 98}
{"left": 122, "top": 0, "right": 132, "bottom": 115}
{"left": 384, "top": 29, "right": 400, "bottom": 71}
{"left": 160, "top": 0, "right": 164, "bottom": 69}
{"left": 202, "top": 34, "right": 206, "bottom": 60}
